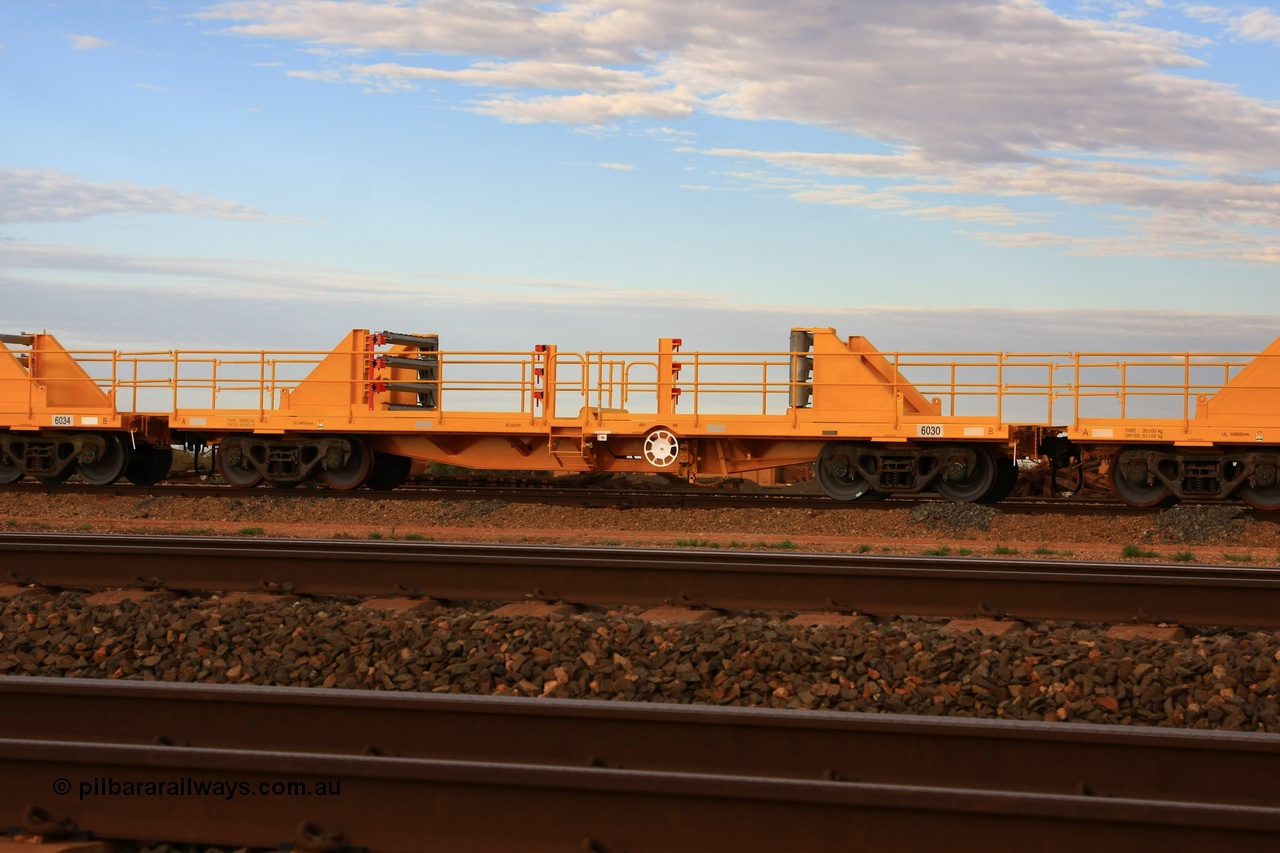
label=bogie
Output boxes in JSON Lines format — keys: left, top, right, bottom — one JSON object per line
{"left": 1108, "top": 446, "right": 1269, "bottom": 508}
{"left": 0, "top": 433, "right": 120, "bottom": 485}
{"left": 216, "top": 436, "right": 371, "bottom": 490}
{"left": 815, "top": 441, "right": 1009, "bottom": 504}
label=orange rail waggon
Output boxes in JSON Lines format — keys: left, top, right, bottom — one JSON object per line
{"left": 2, "top": 327, "right": 1279, "bottom": 509}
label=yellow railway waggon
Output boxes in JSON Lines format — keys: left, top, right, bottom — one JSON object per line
{"left": 2, "top": 327, "right": 1279, "bottom": 509}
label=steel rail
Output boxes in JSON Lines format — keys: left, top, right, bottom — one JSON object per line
{"left": 3, "top": 532, "right": 1280, "bottom": 628}
{"left": 1, "top": 681, "right": 1278, "bottom": 851}
{"left": 9, "top": 739, "right": 1279, "bottom": 852}
{"left": 1, "top": 677, "right": 1275, "bottom": 808}
{"left": 0, "top": 479, "right": 1265, "bottom": 516}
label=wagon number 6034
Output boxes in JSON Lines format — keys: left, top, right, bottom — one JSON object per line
{"left": 52, "top": 414, "right": 73, "bottom": 426}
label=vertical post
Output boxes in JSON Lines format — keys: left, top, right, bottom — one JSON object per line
{"left": 1074, "top": 354, "right": 1082, "bottom": 425}
{"left": 543, "top": 345, "right": 558, "bottom": 421}
{"left": 25, "top": 338, "right": 35, "bottom": 420}
{"left": 1047, "top": 361, "right": 1054, "bottom": 426}
{"left": 996, "top": 354, "right": 1004, "bottom": 425}
{"left": 1119, "top": 362, "right": 1127, "bottom": 419}
{"left": 892, "top": 353, "right": 901, "bottom": 430}
{"left": 366, "top": 332, "right": 376, "bottom": 412}
{"left": 761, "top": 359, "right": 768, "bottom": 416}
{"left": 949, "top": 362, "right": 957, "bottom": 417}
{"left": 131, "top": 352, "right": 139, "bottom": 414}
{"left": 520, "top": 361, "right": 529, "bottom": 416}
{"left": 657, "top": 338, "right": 677, "bottom": 416}
{"left": 1183, "top": 353, "right": 1191, "bottom": 431}
{"left": 110, "top": 351, "right": 120, "bottom": 413}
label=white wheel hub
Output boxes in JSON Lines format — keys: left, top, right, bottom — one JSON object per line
{"left": 643, "top": 429, "right": 680, "bottom": 468}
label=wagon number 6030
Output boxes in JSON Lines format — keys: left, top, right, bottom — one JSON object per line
{"left": 916, "top": 424, "right": 943, "bottom": 437}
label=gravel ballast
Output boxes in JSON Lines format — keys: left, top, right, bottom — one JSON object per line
{"left": 2, "top": 489, "right": 1278, "bottom": 735}
{"left": 2, "top": 592, "right": 1278, "bottom": 732}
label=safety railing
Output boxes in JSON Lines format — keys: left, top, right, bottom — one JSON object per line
{"left": 3, "top": 340, "right": 1275, "bottom": 431}
{"left": 1068, "top": 352, "right": 1256, "bottom": 424}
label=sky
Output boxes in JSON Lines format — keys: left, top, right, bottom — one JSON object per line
{"left": 1, "top": 0, "right": 1278, "bottom": 357}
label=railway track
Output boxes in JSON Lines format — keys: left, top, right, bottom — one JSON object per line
{"left": 2, "top": 677, "right": 1277, "bottom": 851}
{"left": 5, "top": 532, "right": 1280, "bottom": 628}
{"left": 0, "top": 478, "right": 1269, "bottom": 517}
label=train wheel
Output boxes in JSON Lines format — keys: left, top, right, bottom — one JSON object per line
{"left": 979, "top": 457, "right": 1019, "bottom": 504}
{"left": 0, "top": 452, "right": 21, "bottom": 484}
{"left": 218, "top": 443, "right": 263, "bottom": 488}
{"left": 935, "top": 445, "right": 996, "bottom": 503}
{"left": 1240, "top": 461, "right": 1280, "bottom": 510}
{"left": 366, "top": 452, "right": 412, "bottom": 490}
{"left": 125, "top": 445, "right": 173, "bottom": 486}
{"left": 816, "top": 442, "right": 879, "bottom": 501}
{"left": 1241, "top": 484, "right": 1280, "bottom": 510}
{"left": 320, "top": 438, "right": 372, "bottom": 490}
{"left": 643, "top": 428, "right": 680, "bottom": 469}
{"left": 78, "top": 434, "right": 128, "bottom": 486}
{"left": 1111, "top": 448, "right": 1174, "bottom": 508}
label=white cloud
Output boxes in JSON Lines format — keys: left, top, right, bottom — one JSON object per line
{"left": 68, "top": 34, "right": 110, "bottom": 51}
{"left": 202, "top": 1, "right": 1273, "bottom": 160}
{"left": 598, "top": 162, "right": 636, "bottom": 170}
{"left": 334, "top": 60, "right": 659, "bottom": 92}
{"left": 0, "top": 239, "right": 602, "bottom": 293}
{"left": 1183, "top": 5, "right": 1280, "bottom": 44}
{"left": 700, "top": 147, "right": 1280, "bottom": 259}
{"left": 0, "top": 168, "right": 286, "bottom": 224}
{"left": 199, "top": 1, "right": 1280, "bottom": 260}
{"left": 1231, "top": 8, "right": 1280, "bottom": 43}
{"left": 5, "top": 237, "right": 1275, "bottom": 354}
{"left": 472, "top": 91, "right": 696, "bottom": 124}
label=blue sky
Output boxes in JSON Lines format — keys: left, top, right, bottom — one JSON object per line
{"left": 1, "top": 0, "right": 1277, "bottom": 356}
